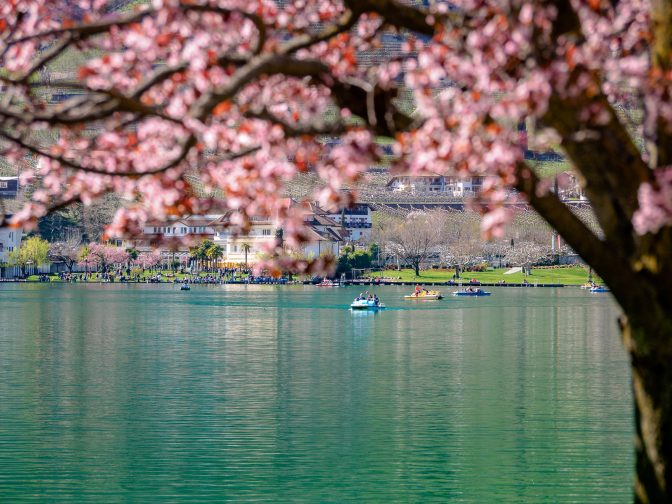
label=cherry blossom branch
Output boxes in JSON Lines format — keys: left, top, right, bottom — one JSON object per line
{"left": 191, "top": 56, "right": 331, "bottom": 120}
{"left": 0, "top": 12, "right": 26, "bottom": 59}
{"left": 536, "top": 2, "right": 653, "bottom": 252}
{"left": 0, "top": 85, "right": 182, "bottom": 126}
{"left": 12, "top": 34, "right": 73, "bottom": 84}
{"left": 131, "top": 54, "right": 248, "bottom": 100}
{"left": 243, "top": 108, "right": 347, "bottom": 137}
{"left": 7, "top": 8, "right": 153, "bottom": 46}
{"left": 0, "top": 129, "right": 196, "bottom": 177}
{"left": 345, "top": 0, "right": 435, "bottom": 36}
{"left": 281, "top": 9, "right": 358, "bottom": 54}
{"left": 182, "top": 5, "right": 266, "bottom": 55}
{"left": 5, "top": 3, "right": 265, "bottom": 85}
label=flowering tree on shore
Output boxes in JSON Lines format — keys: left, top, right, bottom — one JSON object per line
{"left": 79, "top": 242, "right": 129, "bottom": 273}
{"left": 1, "top": 0, "right": 672, "bottom": 500}
{"left": 134, "top": 250, "right": 162, "bottom": 271}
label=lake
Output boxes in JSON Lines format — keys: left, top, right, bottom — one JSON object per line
{"left": 0, "top": 284, "right": 633, "bottom": 502}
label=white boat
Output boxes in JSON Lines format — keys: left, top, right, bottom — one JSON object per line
{"left": 316, "top": 279, "right": 340, "bottom": 287}
{"left": 350, "top": 299, "right": 385, "bottom": 310}
{"left": 589, "top": 285, "right": 610, "bottom": 293}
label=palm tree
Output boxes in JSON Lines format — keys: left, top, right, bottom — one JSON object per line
{"left": 189, "top": 244, "right": 206, "bottom": 272}
{"left": 241, "top": 242, "right": 251, "bottom": 267}
{"left": 205, "top": 243, "right": 224, "bottom": 271}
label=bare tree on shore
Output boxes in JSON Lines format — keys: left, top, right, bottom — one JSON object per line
{"left": 48, "top": 236, "right": 82, "bottom": 273}
{"left": 381, "top": 211, "right": 447, "bottom": 276}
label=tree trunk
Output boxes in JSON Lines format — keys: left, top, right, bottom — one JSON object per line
{"left": 620, "top": 316, "right": 672, "bottom": 503}
{"left": 414, "top": 261, "right": 420, "bottom": 276}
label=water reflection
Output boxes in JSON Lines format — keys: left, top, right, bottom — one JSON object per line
{"left": 0, "top": 284, "right": 632, "bottom": 502}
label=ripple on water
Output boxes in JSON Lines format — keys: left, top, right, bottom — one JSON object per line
{"left": 0, "top": 284, "right": 632, "bottom": 502}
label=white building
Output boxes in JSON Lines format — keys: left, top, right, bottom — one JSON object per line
{"left": 0, "top": 217, "right": 22, "bottom": 264}
{"left": 213, "top": 201, "right": 346, "bottom": 264}
{"left": 325, "top": 203, "right": 373, "bottom": 242}
{"left": 387, "top": 174, "right": 485, "bottom": 197}
{"left": 214, "top": 216, "right": 277, "bottom": 265}
{"left": 126, "top": 201, "right": 346, "bottom": 267}
{"left": 142, "top": 215, "right": 223, "bottom": 240}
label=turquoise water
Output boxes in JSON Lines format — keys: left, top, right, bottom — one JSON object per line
{"left": 0, "top": 284, "right": 633, "bottom": 502}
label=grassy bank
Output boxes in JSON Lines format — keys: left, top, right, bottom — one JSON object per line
{"left": 369, "top": 266, "right": 595, "bottom": 285}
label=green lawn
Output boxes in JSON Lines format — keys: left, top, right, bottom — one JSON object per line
{"left": 369, "top": 266, "right": 595, "bottom": 285}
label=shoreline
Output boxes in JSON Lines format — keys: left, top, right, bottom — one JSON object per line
{"left": 0, "top": 279, "right": 582, "bottom": 287}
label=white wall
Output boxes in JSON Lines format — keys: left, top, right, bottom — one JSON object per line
{"left": 0, "top": 226, "right": 22, "bottom": 264}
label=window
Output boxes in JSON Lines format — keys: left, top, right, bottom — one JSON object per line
{"left": 262, "top": 229, "right": 271, "bottom": 236}
{"left": 0, "top": 181, "right": 7, "bottom": 188}
{"left": 0, "top": 243, "right": 3, "bottom": 252}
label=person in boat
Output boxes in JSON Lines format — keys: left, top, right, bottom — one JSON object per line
{"left": 373, "top": 294, "right": 379, "bottom": 306}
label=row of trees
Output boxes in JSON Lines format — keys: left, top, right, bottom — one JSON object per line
{"left": 4, "top": 237, "right": 166, "bottom": 276}
{"left": 373, "top": 210, "right": 566, "bottom": 276}
{"left": 6, "top": 236, "right": 256, "bottom": 276}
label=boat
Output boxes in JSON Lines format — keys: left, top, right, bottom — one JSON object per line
{"left": 589, "top": 285, "right": 610, "bottom": 293}
{"left": 180, "top": 283, "right": 191, "bottom": 291}
{"left": 350, "top": 298, "right": 385, "bottom": 310}
{"left": 316, "top": 279, "right": 340, "bottom": 287}
{"left": 453, "top": 288, "right": 491, "bottom": 297}
{"left": 581, "top": 283, "right": 595, "bottom": 289}
{"left": 404, "top": 290, "right": 443, "bottom": 300}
